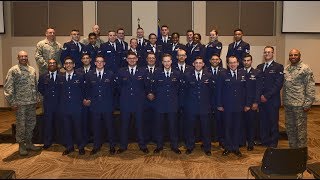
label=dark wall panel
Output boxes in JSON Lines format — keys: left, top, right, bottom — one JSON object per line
{"left": 206, "top": 1, "right": 239, "bottom": 36}
{"left": 240, "top": 2, "right": 275, "bottom": 36}
{"left": 12, "top": 1, "right": 48, "bottom": 36}
{"left": 49, "top": 1, "right": 83, "bottom": 36}
{"left": 158, "top": 1, "right": 192, "bottom": 36}
{"left": 97, "top": 1, "right": 132, "bottom": 36}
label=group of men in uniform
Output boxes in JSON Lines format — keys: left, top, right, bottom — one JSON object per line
{"left": 4, "top": 25, "right": 315, "bottom": 157}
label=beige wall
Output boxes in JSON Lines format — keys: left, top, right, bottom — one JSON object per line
{"left": 0, "top": 1, "right": 319, "bottom": 107}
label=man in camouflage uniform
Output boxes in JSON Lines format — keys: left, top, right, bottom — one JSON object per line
{"left": 81, "top": 24, "right": 105, "bottom": 48}
{"left": 35, "top": 27, "right": 62, "bottom": 76}
{"left": 283, "top": 48, "right": 315, "bottom": 148}
{"left": 4, "top": 51, "right": 41, "bottom": 156}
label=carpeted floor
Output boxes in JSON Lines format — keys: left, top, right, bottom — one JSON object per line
{"left": 0, "top": 107, "right": 319, "bottom": 178}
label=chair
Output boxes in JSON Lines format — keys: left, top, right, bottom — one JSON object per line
{"left": 247, "top": 147, "right": 308, "bottom": 179}
{"left": 306, "top": 162, "right": 320, "bottom": 179}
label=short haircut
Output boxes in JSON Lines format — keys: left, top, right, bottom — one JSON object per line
{"left": 162, "top": 53, "right": 172, "bottom": 60}
{"left": 95, "top": 55, "right": 105, "bottom": 61}
{"left": 107, "top": 30, "right": 116, "bottom": 34}
{"left": 64, "top": 56, "right": 74, "bottom": 63}
{"left": 194, "top": 33, "right": 201, "bottom": 40}
{"left": 186, "top": 29, "right": 194, "bottom": 34}
{"left": 161, "top": 25, "right": 169, "bottom": 29}
{"left": 88, "top": 32, "right": 96, "bottom": 38}
{"left": 127, "top": 51, "right": 137, "bottom": 57}
{"left": 146, "top": 52, "right": 156, "bottom": 57}
{"left": 148, "top": 33, "right": 157, "bottom": 39}
{"left": 234, "top": 28, "right": 243, "bottom": 34}
{"left": 130, "top": 38, "right": 137, "bottom": 43}
{"left": 117, "top": 28, "right": 124, "bottom": 33}
{"left": 171, "top": 32, "right": 180, "bottom": 38}
{"left": 210, "top": 54, "right": 221, "bottom": 59}
{"left": 81, "top": 53, "right": 90, "bottom": 58}
{"left": 244, "top": 54, "right": 253, "bottom": 60}
{"left": 264, "top": 45, "right": 274, "bottom": 52}
{"left": 211, "top": 29, "right": 219, "bottom": 35}
{"left": 71, "top": 29, "right": 80, "bottom": 33}
{"left": 227, "top": 55, "right": 238, "bottom": 64}
{"left": 194, "top": 56, "right": 204, "bottom": 62}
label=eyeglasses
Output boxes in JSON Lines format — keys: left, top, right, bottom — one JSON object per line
{"left": 48, "top": 62, "right": 57, "bottom": 65}
{"left": 264, "top": 51, "right": 273, "bottom": 54}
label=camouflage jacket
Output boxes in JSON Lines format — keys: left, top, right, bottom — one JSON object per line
{"left": 4, "top": 64, "right": 39, "bottom": 106}
{"left": 35, "top": 39, "right": 62, "bottom": 75}
{"left": 283, "top": 61, "right": 315, "bottom": 108}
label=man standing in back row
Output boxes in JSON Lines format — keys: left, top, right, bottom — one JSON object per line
{"left": 283, "top": 48, "right": 315, "bottom": 148}
{"left": 226, "top": 29, "right": 250, "bottom": 69}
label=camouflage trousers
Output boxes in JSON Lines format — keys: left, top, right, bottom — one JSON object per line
{"left": 15, "top": 104, "right": 37, "bottom": 143}
{"left": 284, "top": 106, "right": 307, "bottom": 148}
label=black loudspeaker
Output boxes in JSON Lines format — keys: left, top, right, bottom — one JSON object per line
{"left": 0, "top": 170, "right": 16, "bottom": 179}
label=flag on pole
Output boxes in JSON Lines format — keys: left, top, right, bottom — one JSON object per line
{"left": 138, "top": 18, "right": 141, "bottom": 28}
{"left": 157, "top": 18, "right": 161, "bottom": 38}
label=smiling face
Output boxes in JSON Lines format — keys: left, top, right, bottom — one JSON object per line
{"left": 289, "top": 49, "right": 301, "bottom": 65}
{"left": 193, "top": 58, "right": 204, "bottom": 71}
{"left": 227, "top": 56, "right": 239, "bottom": 71}
{"left": 17, "top": 51, "right": 28, "bottom": 66}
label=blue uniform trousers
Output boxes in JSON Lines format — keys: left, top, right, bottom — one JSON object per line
{"left": 154, "top": 112, "right": 178, "bottom": 149}
{"left": 185, "top": 113, "right": 211, "bottom": 151}
{"left": 91, "top": 112, "right": 115, "bottom": 149}
{"left": 120, "top": 112, "right": 146, "bottom": 150}
{"left": 259, "top": 102, "right": 279, "bottom": 147}
{"left": 224, "top": 112, "right": 242, "bottom": 151}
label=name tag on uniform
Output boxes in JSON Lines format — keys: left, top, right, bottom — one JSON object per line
{"left": 74, "top": 80, "right": 80, "bottom": 83}
{"left": 172, "top": 78, "right": 177, "bottom": 81}
{"left": 107, "top": 51, "right": 112, "bottom": 53}
{"left": 216, "top": 46, "right": 222, "bottom": 49}
{"left": 147, "top": 50, "right": 151, "bottom": 52}
{"left": 269, "top": 70, "right": 276, "bottom": 73}
{"left": 91, "top": 80, "right": 96, "bottom": 83}
{"left": 137, "top": 76, "right": 143, "bottom": 80}
{"left": 190, "top": 81, "right": 195, "bottom": 84}
{"left": 158, "top": 79, "right": 164, "bottom": 82}
{"left": 204, "top": 79, "right": 209, "bottom": 83}
{"left": 225, "top": 79, "right": 231, "bottom": 81}
{"left": 237, "top": 47, "right": 242, "bottom": 50}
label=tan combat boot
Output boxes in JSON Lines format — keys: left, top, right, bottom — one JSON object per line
{"left": 19, "top": 143, "right": 28, "bottom": 156}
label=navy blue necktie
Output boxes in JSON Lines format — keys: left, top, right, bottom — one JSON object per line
{"left": 67, "top": 74, "right": 71, "bottom": 81}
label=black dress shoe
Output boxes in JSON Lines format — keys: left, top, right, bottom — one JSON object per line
{"left": 109, "top": 147, "right": 116, "bottom": 155}
{"left": 234, "top": 150, "right": 242, "bottom": 157}
{"left": 79, "top": 148, "right": 85, "bottom": 155}
{"left": 117, "top": 148, "right": 126, "bottom": 154}
{"left": 205, "top": 150, "right": 212, "bottom": 156}
{"left": 140, "top": 148, "right": 149, "bottom": 154}
{"left": 222, "top": 150, "right": 230, "bottom": 156}
{"left": 62, "top": 148, "right": 74, "bottom": 155}
{"left": 90, "top": 148, "right": 100, "bottom": 155}
{"left": 171, "top": 148, "right": 181, "bottom": 154}
{"left": 42, "top": 145, "right": 51, "bottom": 150}
{"left": 247, "top": 146, "right": 254, "bottom": 151}
{"left": 185, "top": 149, "right": 193, "bottom": 155}
{"left": 153, "top": 147, "right": 163, "bottom": 154}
